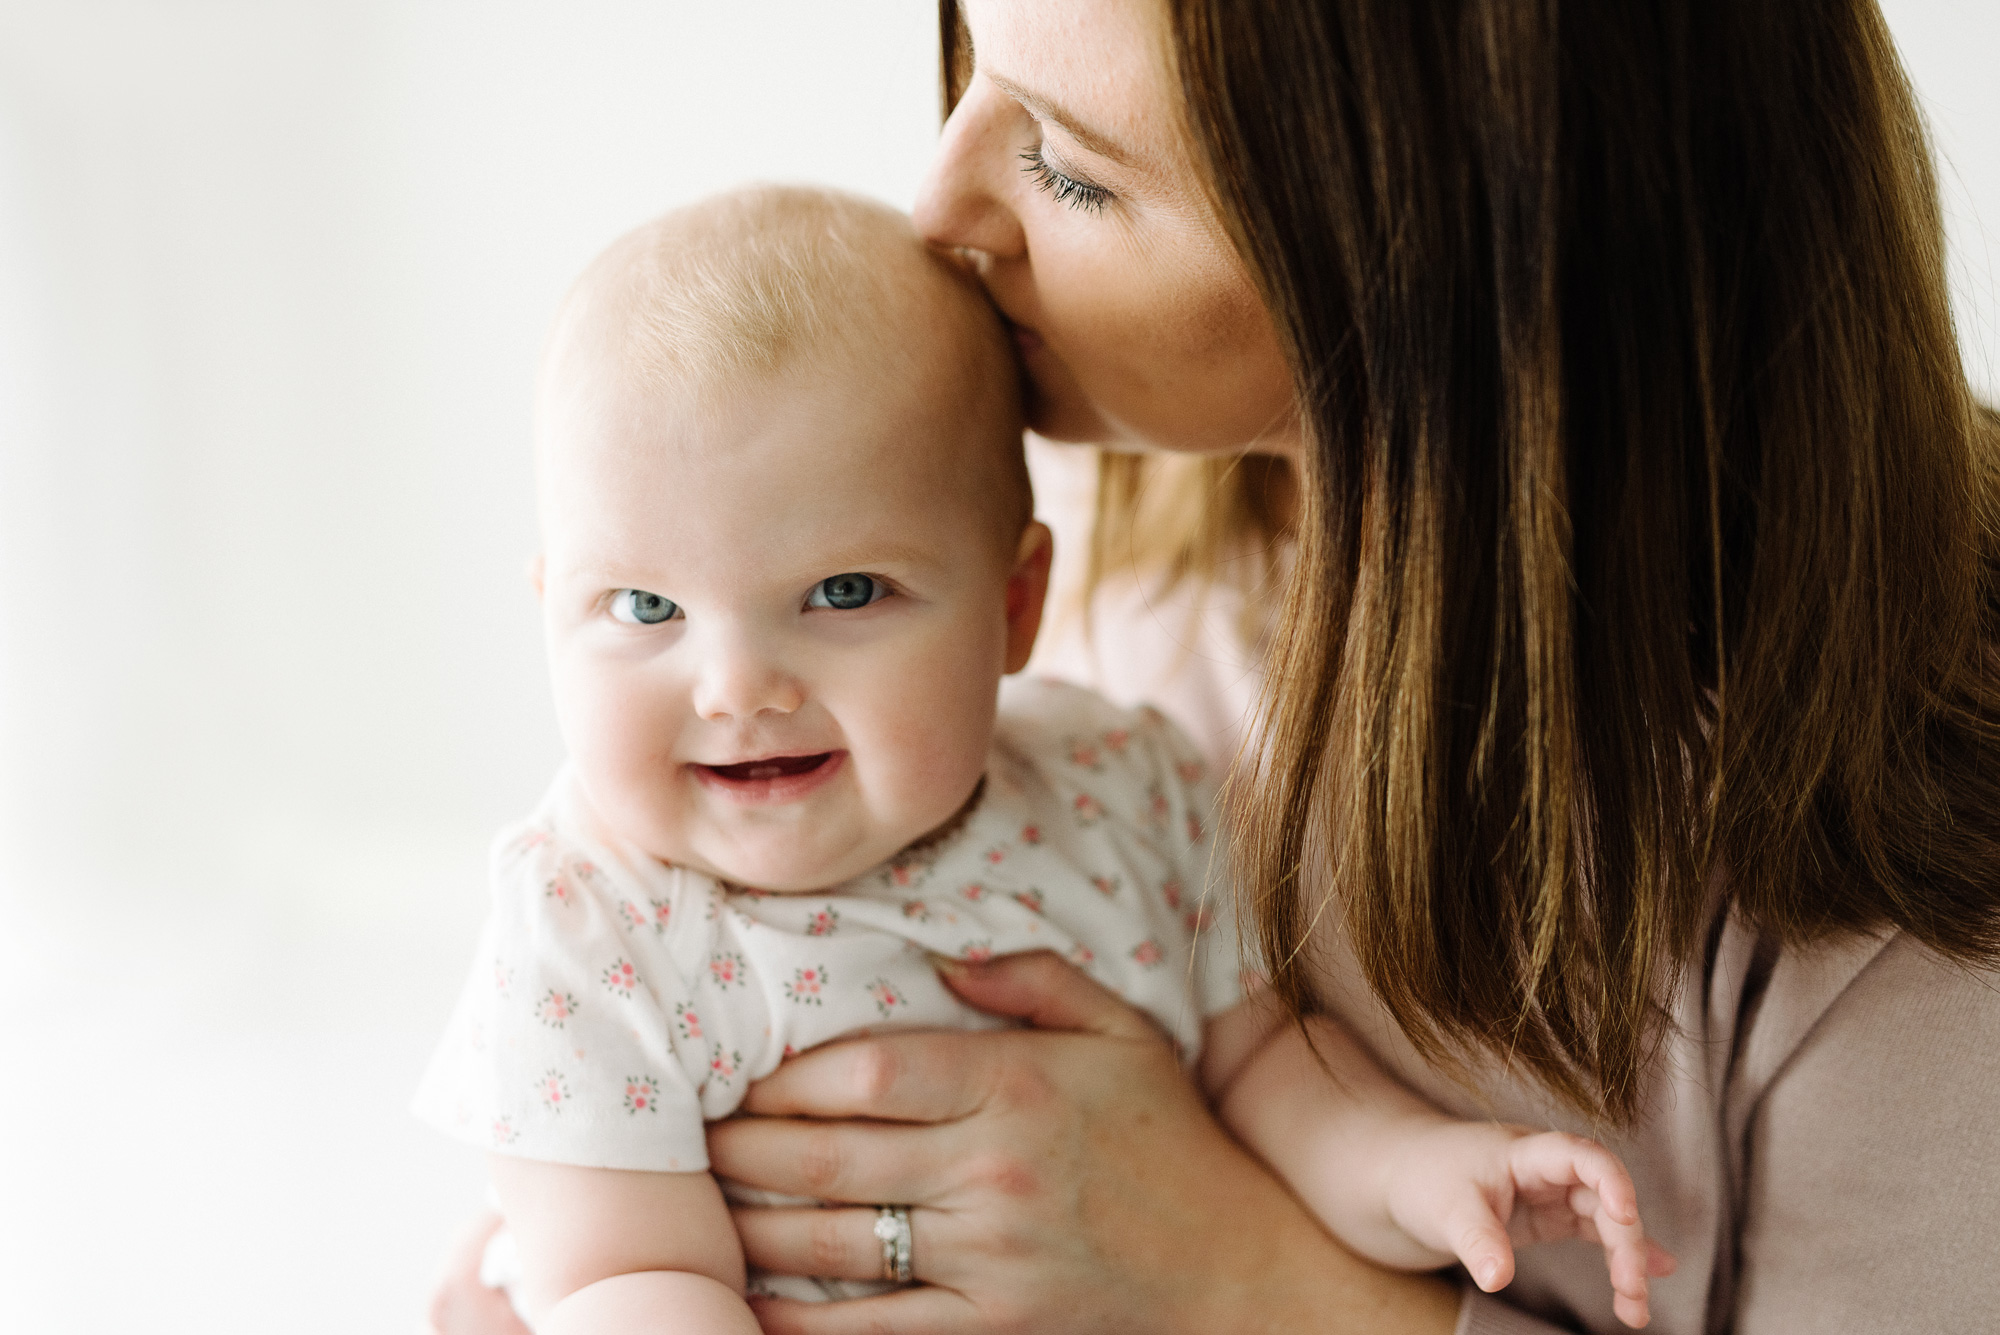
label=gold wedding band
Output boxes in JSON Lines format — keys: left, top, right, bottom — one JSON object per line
{"left": 873, "top": 1205, "right": 913, "bottom": 1283}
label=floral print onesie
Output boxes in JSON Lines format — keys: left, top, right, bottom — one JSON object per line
{"left": 413, "top": 677, "right": 1243, "bottom": 1301}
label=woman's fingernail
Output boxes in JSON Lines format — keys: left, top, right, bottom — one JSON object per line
{"left": 928, "top": 952, "right": 969, "bottom": 976}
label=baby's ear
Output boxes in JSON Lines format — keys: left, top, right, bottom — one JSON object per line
{"left": 527, "top": 553, "right": 546, "bottom": 600}
{"left": 1003, "top": 521, "right": 1054, "bottom": 674}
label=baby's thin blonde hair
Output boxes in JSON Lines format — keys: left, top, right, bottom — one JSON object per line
{"left": 538, "top": 185, "right": 1031, "bottom": 544}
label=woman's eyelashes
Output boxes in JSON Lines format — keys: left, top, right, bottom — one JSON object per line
{"left": 609, "top": 589, "right": 681, "bottom": 625}
{"left": 805, "top": 573, "right": 892, "bottom": 611}
{"left": 1020, "top": 142, "right": 1112, "bottom": 214}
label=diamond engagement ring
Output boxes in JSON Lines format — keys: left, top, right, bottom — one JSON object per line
{"left": 873, "top": 1205, "right": 913, "bottom": 1283}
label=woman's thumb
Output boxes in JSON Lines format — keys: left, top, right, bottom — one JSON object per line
{"left": 935, "top": 949, "right": 1166, "bottom": 1043}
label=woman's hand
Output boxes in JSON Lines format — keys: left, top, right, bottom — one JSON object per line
{"left": 707, "top": 951, "right": 1460, "bottom": 1335}
{"left": 425, "top": 1213, "right": 532, "bottom": 1335}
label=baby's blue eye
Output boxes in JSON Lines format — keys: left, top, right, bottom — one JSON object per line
{"left": 806, "top": 573, "right": 887, "bottom": 611}
{"left": 610, "top": 589, "right": 681, "bottom": 625}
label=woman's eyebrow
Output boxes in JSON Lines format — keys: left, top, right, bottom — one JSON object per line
{"left": 987, "top": 73, "right": 1135, "bottom": 167}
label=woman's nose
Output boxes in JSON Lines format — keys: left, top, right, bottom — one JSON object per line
{"left": 689, "top": 634, "right": 805, "bottom": 722}
{"left": 913, "top": 73, "right": 1027, "bottom": 261}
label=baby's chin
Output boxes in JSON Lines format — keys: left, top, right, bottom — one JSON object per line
{"left": 667, "top": 795, "right": 984, "bottom": 893}
{"left": 665, "top": 832, "right": 915, "bottom": 895}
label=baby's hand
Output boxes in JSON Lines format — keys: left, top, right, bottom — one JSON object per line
{"left": 1387, "top": 1124, "right": 1676, "bottom": 1329}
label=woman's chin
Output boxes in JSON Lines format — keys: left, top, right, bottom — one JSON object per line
{"left": 1018, "top": 348, "right": 1114, "bottom": 445}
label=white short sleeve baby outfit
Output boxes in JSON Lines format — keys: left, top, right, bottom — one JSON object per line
{"left": 413, "top": 677, "right": 1243, "bottom": 1300}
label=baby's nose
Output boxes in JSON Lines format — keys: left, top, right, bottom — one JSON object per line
{"left": 690, "top": 639, "right": 805, "bottom": 721}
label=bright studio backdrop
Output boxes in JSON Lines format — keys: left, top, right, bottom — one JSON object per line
{"left": 0, "top": 3, "right": 1993, "bottom": 1332}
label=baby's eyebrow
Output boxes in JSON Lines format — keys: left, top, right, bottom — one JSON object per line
{"left": 800, "top": 536, "right": 948, "bottom": 573}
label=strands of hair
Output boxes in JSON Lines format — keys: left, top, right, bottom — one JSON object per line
{"left": 946, "top": 0, "right": 2000, "bottom": 1122}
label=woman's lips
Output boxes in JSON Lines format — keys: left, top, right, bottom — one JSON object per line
{"left": 690, "top": 751, "right": 845, "bottom": 803}
{"left": 1007, "top": 318, "right": 1044, "bottom": 357}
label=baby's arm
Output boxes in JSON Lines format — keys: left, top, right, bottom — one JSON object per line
{"left": 1203, "top": 1004, "right": 1672, "bottom": 1329}
{"left": 487, "top": 1156, "right": 760, "bottom": 1335}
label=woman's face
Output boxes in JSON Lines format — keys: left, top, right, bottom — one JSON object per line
{"left": 913, "top": 0, "right": 1296, "bottom": 455}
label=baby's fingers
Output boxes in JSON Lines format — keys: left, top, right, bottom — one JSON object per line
{"left": 1440, "top": 1191, "right": 1519, "bottom": 1294}
{"left": 1577, "top": 1178, "right": 1676, "bottom": 1330}
{"left": 1507, "top": 1134, "right": 1640, "bottom": 1224}
{"left": 1508, "top": 1134, "right": 1661, "bottom": 1328}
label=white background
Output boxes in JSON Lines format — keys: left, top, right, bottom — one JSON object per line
{"left": 0, "top": 3, "right": 1993, "bottom": 1331}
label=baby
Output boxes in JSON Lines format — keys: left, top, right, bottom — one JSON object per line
{"left": 415, "top": 185, "right": 1670, "bottom": 1334}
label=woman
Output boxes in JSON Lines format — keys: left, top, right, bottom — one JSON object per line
{"left": 433, "top": 1, "right": 2000, "bottom": 1330}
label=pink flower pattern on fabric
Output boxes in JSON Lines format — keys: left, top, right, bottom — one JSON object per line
{"left": 867, "top": 978, "right": 906, "bottom": 1017}
{"left": 602, "top": 958, "right": 639, "bottom": 997}
{"left": 506, "top": 828, "right": 552, "bottom": 864}
{"left": 625, "top": 1076, "right": 662, "bottom": 1114}
{"left": 707, "top": 1049, "right": 742, "bottom": 1087}
{"left": 536, "top": 989, "right": 577, "bottom": 1028}
{"left": 784, "top": 966, "right": 829, "bottom": 1005}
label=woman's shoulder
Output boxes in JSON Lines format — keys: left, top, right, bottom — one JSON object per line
{"left": 1729, "top": 930, "right": 2000, "bottom": 1329}
{"left": 1749, "top": 927, "right": 1999, "bottom": 1100}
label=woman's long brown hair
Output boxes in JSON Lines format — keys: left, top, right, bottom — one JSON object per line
{"left": 943, "top": 0, "right": 2000, "bottom": 1121}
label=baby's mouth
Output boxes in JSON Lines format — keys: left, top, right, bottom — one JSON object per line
{"left": 699, "top": 752, "right": 835, "bottom": 783}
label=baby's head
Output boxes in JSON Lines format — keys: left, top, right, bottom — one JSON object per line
{"left": 534, "top": 185, "right": 1046, "bottom": 892}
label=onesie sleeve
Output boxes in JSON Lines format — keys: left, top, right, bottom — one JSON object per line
{"left": 411, "top": 810, "right": 718, "bottom": 1173}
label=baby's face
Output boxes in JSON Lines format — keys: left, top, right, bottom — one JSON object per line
{"left": 537, "top": 348, "right": 1042, "bottom": 892}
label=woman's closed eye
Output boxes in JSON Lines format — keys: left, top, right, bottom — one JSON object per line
{"left": 609, "top": 589, "right": 682, "bottom": 624}
{"left": 806, "top": 573, "right": 892, "bottom": 611}
{"left": 1021, "top": 142, "right": 1112, "bottom": 214}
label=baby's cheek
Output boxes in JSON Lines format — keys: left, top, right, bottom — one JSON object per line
{"left": 553, "top": 658, "right": 686, "bottom": 829}
{"left": 858, "top": 644, "right": 1000, "bottom": 816}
